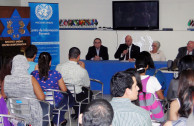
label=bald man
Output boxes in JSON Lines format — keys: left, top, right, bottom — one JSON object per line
{"left": 114, "top": 35, "right": 140, "bottom": 61}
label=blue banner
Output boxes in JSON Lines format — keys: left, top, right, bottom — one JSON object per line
{"left": 29, "top": 3, "right": 59, "bottom": 42}
{"left": 33, "top": 43, "right": 60, "bottom": 70}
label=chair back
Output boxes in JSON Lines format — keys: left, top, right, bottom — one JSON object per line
{"left": 90, "top": 78, "right": 103, "bottom": 99}
{"left": 8, "top": 98, "right": 31, "bottom": 118}
{"left": 0, "top": 114, "right": 26, "bottom": 126}
{"left": 44, "top": 90, "right": 55, "bottom": 106}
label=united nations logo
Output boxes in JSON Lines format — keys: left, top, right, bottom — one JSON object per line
{"left": 35, "top": 4, "right": 53, "bottom": 20}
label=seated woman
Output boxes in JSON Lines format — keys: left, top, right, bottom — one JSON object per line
{"left": 150, "top": 41, "right": 166, "bottom": 61}
{"left": 164, "top": 85, "right": 194, "bottom": 126}
{"left": 167, "top": 55, "right": 194, "bottom": 101}
{"left": 0, "top": 57, "right": 12, "bottom": 97}
{"left": 135, "top": 54, "right": 165, "bottom": 100}
{"left": 31, "top": 52, "right": 75, "bottom": 126}
{"left": 168, "top": 70, "right": 194, "bottom": 121}
{"left": 2, "top": 55, "right": 45, "bottom": 126}
{"left": 126, "top": 68, "right": 164, "bottom": 122}
{"left": 141, "top": 51, "right": 167, "bottom": 91}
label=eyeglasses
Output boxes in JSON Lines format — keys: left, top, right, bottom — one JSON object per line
{"left": 94, "top": 42, "right": 101, "bottom": 44}
{"left": 152, "top": 45, "right": 157, "bottom": 47}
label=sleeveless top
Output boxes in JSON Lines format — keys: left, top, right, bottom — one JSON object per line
{"left": 139, "top": 76, "right": 164, "bottom": 122}
{"left": 172, "top": 117, "right": 187, "bottom": 126}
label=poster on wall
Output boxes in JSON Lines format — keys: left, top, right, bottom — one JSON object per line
{"left": 29, "top": 3, "right": 59, "bottom": 42}
{"left": 29, "top": 3, "right": 59, "bottom": 69}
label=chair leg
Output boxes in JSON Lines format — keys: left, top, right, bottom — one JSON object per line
{"left": 77, "top": 103, "right": 81, "bottom": 126}
{"left": 68, "top": 107, "right": 72, "bottom": 126}
{"left": 57, "top": 111, "right": 60, "bottom": 126}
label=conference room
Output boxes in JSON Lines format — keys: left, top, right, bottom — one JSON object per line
{"left": 0, "top": 0, "right": 194, "bottom": 126}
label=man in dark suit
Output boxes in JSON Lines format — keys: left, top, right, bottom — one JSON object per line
{"left": 173, "top": 41, "right": 194, "bottom": 68}
{"left": 86, "top": 38, "right": 109, "bottom": 60}
{"left": 114, "top": 35, "right": 140, "bottom": 61}
{"left": 176, "top": 41, "right": 194, "bottom": 59}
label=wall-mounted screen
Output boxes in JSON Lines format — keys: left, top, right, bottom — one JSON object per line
{"left": 113, "top": 1, "right": 159, "bottom": 30}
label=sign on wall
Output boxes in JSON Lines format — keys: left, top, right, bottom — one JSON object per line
{"left": 29, "top": 3, "right": 59, "bottom": 42}
{"left": 0, "top": 6, "right": 30, "bottom": 59}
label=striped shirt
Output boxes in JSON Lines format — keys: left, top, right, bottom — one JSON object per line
{"left": 110, "top": 98, "right": 152, "bottom": 126}
{"left": 139, "top": 92, "right": 165, "bottom": 122}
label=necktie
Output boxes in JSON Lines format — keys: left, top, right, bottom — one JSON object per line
{"left": 126, "top": 50, "right": 129, "bottom": 60}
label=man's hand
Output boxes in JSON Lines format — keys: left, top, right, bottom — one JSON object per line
{"left": 122, "top": 49, "right": 128, "bottom": 56}
{"left": 128, "top": 58, "right": 135, "bottom": 62}
{"left": 94, "top": 55, "right": 100, "bottom": 61}
{"left": 78, "top": 61, "right": 85, "bottom": 68}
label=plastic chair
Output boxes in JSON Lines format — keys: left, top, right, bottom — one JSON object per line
{"left": 0, "top": 114, "right": 26, "bottom": 126}
{"left": 7, "top": 97, "right": 51, "bottom": 126}
{"left": 65, "top": 84, "right": 90, "bottom": 126}
{"left": 44, "top": 89, "right": 72, "bottom": 126}
{"left": 90, "top": 78, "right": 103, "bottom": 99}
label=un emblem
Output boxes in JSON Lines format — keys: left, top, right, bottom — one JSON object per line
{"left": 35, "top": 4, "right": 53, "bottom": 20}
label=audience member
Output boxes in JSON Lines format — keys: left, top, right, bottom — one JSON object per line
{"left": 86, "top": 38, "right": 109, "bottom": 60}
{"left": 168, "top": 70, "right": 194, "bottom": 121}
{"left": 141, "top": 51, "right": 167, "bottom": 91}
{"left": 164, "top": 84, "right": 194, "bottom": 126}
{"left": 114, "top": 35, "right": 140, "bottom": 61}
{"left": 135, "top": 55, "right": 165, "bottom": 100}
{"left": 110, "top": 70, "right": 151, "bottom": 126}
{"left": 79, "top": 99, "right": 114, "bottom": 126}
{"left": 31, "top": 52, "right": 74, "bottom": 126}
{"left": 56, "top": 47, "right": 93, "bottom": 120}
{"left": 25, "top": 45, "right": 38, "bottom": 74}
{"left": 167, "top": 55, "right": 194, "bottom": 100}
{"left": 0, "top": 57, "right": 12, "bottom": 97}
{"left": 150, "top": 41, "right": 166, "bottom": 61}
{"left": 3, "top": 55, "right": 45, "bottom": 126}
{"left": 126, "top": 68, "right": 165, "bottom": 122}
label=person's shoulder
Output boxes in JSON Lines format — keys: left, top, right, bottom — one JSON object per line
{"left": 31, "top": 70, "right": 38, "bottom": 74}
{"left": 89, "top": 46, "right": 95, "bottom": 49}
{"left": 132, "top": 103, "right": 151, "bottom": 117}
{"left": 179, "top": 46, "right": 187, "bottom": 50}
{"left": 101, "top": 45, "right": 108, "bottom": 49}
{"left": 132, "top": 44, "right": 140, "bottom": 48}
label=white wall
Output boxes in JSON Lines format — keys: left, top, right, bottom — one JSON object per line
{"left": 18, "top": 0, "right": 194, "bottom": 62}
{"left": 0, "top": 0, "right": 21, "bottom": 6}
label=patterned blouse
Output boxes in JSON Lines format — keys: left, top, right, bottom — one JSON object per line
{"left": 32, "top": 70, "right": 63, "bottom": 106}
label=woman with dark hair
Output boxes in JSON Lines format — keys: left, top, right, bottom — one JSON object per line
{"left": 0, "top": 57, "right": 12, "bottom": 98}
{"left": 167, "top": 55, "right": 194, "bottom": 101}
{"left": 164, "top": 84, "right": 194, "bottom": 126}
{"left": 141, "top": 51, "right": 166, "bottom": 91}
{"left": 126, "top": 68, "right": 165, "bottom": 122}
{"left": 135, "top": 54, "right": 164, "bottom": 100}
{"left": 31, "top": 52, "right": 74, "bottom": 126}
{"left": 168, "top": 70, "right": 194, "bottom": 121}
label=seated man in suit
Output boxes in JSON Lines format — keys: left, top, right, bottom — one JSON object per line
{"left": 173, "top": 41, "right": 194, "bottom": 68}
{"left": 114, "top": 35, "right": 140, "bottom": 61}
{"left": 176, "top": 41, "right": 194, "bottom": 60}
{"left": 86, "top": 38, "right": 109, "bottom": 60}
